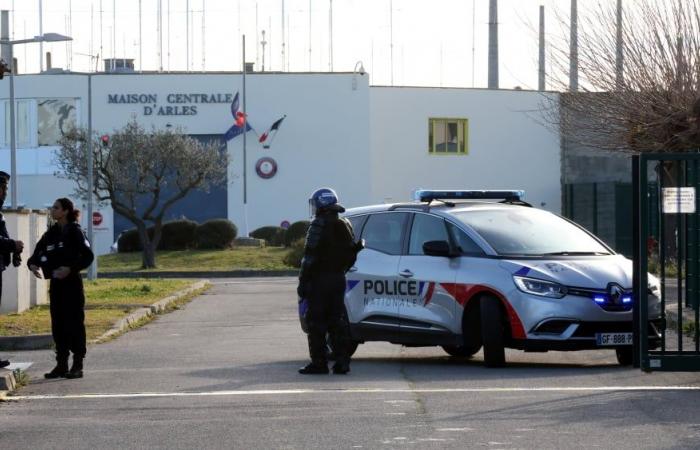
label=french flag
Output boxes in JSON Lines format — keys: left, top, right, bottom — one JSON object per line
{"left": 258, "top": 116, "right": 286, "bottom": 146}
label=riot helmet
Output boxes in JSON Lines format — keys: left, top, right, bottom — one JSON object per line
{"left": 309, "top": 187, "right": 338, "bottom": 217}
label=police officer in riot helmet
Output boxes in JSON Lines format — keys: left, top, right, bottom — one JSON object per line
{"left": 0, "top": 171, "right": 24, "bottom": 369}
{"left": 297, "top": 188, "right": 361, "bottom": 375}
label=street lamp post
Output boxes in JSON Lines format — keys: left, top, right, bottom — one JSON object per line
{"left": 1, "top": 30, "right": 72, "bottom": 209}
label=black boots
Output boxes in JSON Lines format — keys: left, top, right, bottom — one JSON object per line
{"left": 298, "top": 362, "right": 329, "bottom": 375}
{"left": 332, "top": 362, "right": 350, "bottom": 375}
{"left": 65, "top": 356, "right": 83, "bottom": 379}
{"left": 44, "top": 355, "right": 69, "bottom": 379}
{"left": 45, "top": 355, "right": 83, "bottom": 379}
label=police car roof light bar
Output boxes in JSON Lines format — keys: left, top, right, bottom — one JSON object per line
{"left": 414, "top": 190, "right": 525, "bottom": 203}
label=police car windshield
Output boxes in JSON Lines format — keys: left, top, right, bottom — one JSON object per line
{"left": 453, "top": 208, "right": 611, "bottom": 256}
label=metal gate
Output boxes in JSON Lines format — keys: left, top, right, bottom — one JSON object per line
{"left": 633, "top": 153, "right": 700, "bottom": 371}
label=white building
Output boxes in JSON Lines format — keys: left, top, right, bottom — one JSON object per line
{"left": 0, "top": 72, "right": 560, "bottom": 254}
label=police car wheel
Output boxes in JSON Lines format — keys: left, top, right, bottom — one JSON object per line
{"left": 480, "top": 296, "right": 506, "bottom": 368}
{"left": 441, "top": 345, "right": 480, "bottom": 358}
{"left": 615, "top": 347, "right": 633, "bottom": 366}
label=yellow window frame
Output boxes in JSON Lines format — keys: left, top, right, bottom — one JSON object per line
{"left": 428, "top": 118, "right": 469, "bottom": 155}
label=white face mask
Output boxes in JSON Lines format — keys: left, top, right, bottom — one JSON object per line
{"left": 308, "top": 198, "right": 317, "bottom": 218}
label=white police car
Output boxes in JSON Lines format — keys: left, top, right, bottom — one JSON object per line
{"left": 340, "top": 190, "right": 662, "bottom": 367}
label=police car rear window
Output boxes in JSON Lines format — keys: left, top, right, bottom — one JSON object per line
{"left": 362, "top": 213, "right": 408, "bottom": 255}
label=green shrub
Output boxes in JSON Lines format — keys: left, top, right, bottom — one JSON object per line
{"left": 283, "top": 238, "right": 306, "bottom": 268}
{"left": 284, "top": 220, "right": 310, "bottom": 247}
{"left": 196, "top": 219, "right": 238, "bottom": 249}
{"left": 251, "top": 226, "right": 286, "bottom": 246}
{"left": 159, "top": 219, "right": 198, "bottom": 250}
{"left": 117, "top": 228, "right": 144, "bottom": 252}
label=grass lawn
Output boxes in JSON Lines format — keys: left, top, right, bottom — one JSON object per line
{"left": 98, "top": 247, "right": 294, "bottom": 272}
{"left": 0, "top": 279, "right": 196, "bottom": 340}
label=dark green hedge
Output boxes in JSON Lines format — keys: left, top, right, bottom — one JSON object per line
{"left": 284, "top": 220, "right": 310, "bottom": 247}
{"left": 195, "top": 219, "right": 238, "bottom": 249}
{"left": 118, "top": 219, "right": 236, "bottom": 252}
{"left": 283, "top": 238, "right": 306, "bottom": 268}
{"left": 160, "top": 219, "right": 198, "bottom": 250}
{"left": 251, "top": 226, "right": 286, "bottom": 246}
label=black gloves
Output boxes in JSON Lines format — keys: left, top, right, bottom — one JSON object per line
{"left": 297, "top": 280, "right": 312, "bottom": 299}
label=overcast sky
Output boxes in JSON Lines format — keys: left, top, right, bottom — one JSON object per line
{"left": 0, "top": 0, "right": 616, "bottom": 90}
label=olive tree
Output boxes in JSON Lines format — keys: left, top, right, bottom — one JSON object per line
{"left": 57, "top": 119, "right": 228, "bottom": 268}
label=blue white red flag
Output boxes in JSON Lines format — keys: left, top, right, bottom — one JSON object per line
{"left": 258, "top": 116, "right": 286, "bottom": 146}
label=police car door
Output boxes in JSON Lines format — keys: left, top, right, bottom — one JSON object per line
{"left": 397, "top": 213, "right": 460, "bottom": 337}
{"left": 345, "top": 212, "right": 409, "bottom": 337}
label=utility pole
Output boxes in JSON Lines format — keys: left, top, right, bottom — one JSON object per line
{"left": 569, "top": 0, "right": 579, "bottom": 91}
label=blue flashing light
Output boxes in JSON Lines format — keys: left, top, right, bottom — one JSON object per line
{"left": 413, "top": 189, "right": 525, "bottom": 202}
{"left": 594, "top": 296, "right": 606, "bottom": 304}
{"left": 622, "top": 296, "right": 632, "bottom": 304}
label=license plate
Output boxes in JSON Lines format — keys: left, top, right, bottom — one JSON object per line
{"left": 596, "top": 332, "right": 633, "bottom": 346}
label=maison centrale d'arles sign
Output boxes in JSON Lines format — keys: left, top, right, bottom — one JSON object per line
{"left": 107, "top": 93, "right": 234, "bottom": 116}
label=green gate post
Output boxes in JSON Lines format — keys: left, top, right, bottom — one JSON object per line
{"left": 632, "top": 155, "right": 642, "bottom": 368}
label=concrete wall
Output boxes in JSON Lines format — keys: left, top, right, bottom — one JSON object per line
{"left": 0, "top": 211, "right": 30, "bottom": 314}
{"left": 369, "top": 87, "right": 562, "bottom": 212}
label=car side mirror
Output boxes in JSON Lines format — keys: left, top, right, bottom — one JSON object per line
{"left": 422, "top": 240, "right": 454, "bottom": 257}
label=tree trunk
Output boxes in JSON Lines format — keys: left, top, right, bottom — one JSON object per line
{"left": 142, "top": 242, "right": 157, "bottom": 269}
{"left": 137, "top": 224, "right": 157, "bottom": 269}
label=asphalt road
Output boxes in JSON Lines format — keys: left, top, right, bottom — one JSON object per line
{"left": 2, "top": 277, "right": 700, "bottom": 449}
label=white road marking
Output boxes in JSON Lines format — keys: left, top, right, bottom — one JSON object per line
{"left": 211, "top": 279, "right": 294, "bottom": 285}
{"left": 8, "top": 385, "right": 700, "bottom": 401}
{"left": 4, "top": 362, "right": 33, "bottom": 371}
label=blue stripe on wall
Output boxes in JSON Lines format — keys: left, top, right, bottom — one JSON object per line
{"left": 113, "top": 134, "right": 228, "bottom": 241}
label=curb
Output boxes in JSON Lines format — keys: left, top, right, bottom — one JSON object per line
{"left": 91, "top": 280, "right": 210, "bottom": 343}
{"left": 0, "top": 334, "right": 54, "bottom": 351}
{"left": 90, "top": 270, "right": 298, "bottom": 279}
{"left": 0, "top": 368, "right": 16, "bottom": 395}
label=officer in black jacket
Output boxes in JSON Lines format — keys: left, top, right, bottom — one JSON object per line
{"left": 0, "top": 171, "right": 24, "bottom": 369}
{"left": 297, "top": 188, "right": 358, "bottom": 375}
{"left": 28, "top": 198, "right": 94, "bottom": 379}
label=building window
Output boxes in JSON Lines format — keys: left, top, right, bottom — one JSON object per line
{"left": 428, "top": 118, "right": 468, "bottom": 155}
{"left": 2, "top": 100, "right": 37, "bottom": 148}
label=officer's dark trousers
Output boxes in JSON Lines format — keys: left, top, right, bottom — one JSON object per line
{"left": 49, "top": 275, "right": 86, "bottom": 359}
{"left": 306, "top": 272, "right": 351, "bottom": 366}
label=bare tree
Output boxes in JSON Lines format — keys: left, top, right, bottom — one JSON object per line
{"left": 545, "top": 0, "right": 700, "bottom": 153}
{"left": 57, "top": 120, "right": 228, "bottom": 268}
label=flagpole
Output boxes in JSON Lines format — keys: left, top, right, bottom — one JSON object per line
{"left": 242, "top": 34, "right": 249, "bottom": 237}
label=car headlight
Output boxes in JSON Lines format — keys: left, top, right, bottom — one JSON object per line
{"left": 513, "top": 276, "right": 567, "bottom": 299}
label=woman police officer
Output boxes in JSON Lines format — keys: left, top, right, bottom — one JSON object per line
{"left": 28, "top": 198, "right": 94, "bottom": 379}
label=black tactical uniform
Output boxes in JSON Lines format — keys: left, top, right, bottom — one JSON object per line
{"left": 28, "top": 222, "right": 94, "bottom": 378}
{"left": 0, "top": 171, "right": 20, "bottom": 369}
{"left": 298, "top": 203, "right": 358, "bottom": 375}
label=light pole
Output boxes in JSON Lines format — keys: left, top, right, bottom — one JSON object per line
{"left": 0, "top": 31, "right": 72, "bottom": 209}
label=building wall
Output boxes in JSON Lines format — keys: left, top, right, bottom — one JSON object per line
{"left": 369, "top": 87, "right": 562, "bottom": 213}
{"left": 0, "top": 73, "right": 565, "bottom": 258}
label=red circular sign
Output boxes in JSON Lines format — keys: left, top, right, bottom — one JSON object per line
{"left": 92, "top": 212, "right": 103, "bottom": 226}
{"left": 255, "top": 157, "right": 278, "bottom": 179}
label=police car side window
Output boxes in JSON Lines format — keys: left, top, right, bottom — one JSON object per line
{"left": 447, "top": 222, "right": 485, "bottom": 255}
{"left": 361, "top": 213, "right": 408, "bottom": 255}
{"left": 346, "top": 215, "right": 367, "bottom": 243}
{"left": 408, "top": 214, "right": 449, "bottom": 255}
